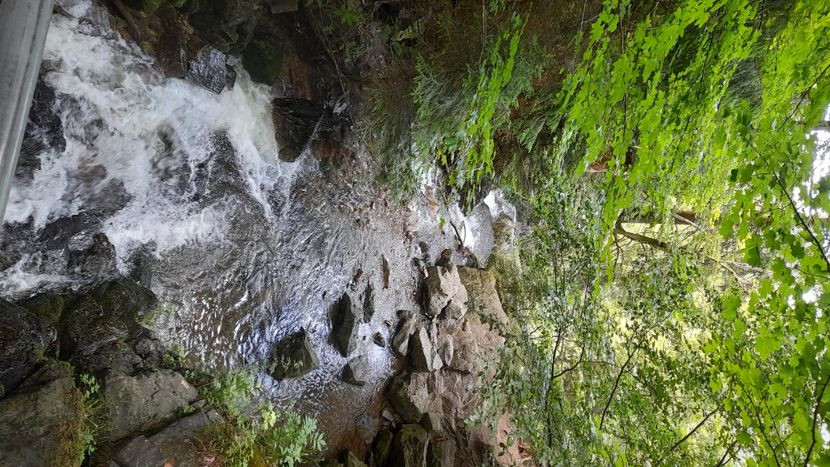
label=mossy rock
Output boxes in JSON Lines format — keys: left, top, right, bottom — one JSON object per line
{"left": 242, "top": 40, "right": 284, "bottom": 84}
{"left": 19, "top": 293, "right": 67, "bottom": 327}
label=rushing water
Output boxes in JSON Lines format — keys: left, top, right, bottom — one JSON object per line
{"left": 0, "top": 0, "right": 513, "bottom": 452}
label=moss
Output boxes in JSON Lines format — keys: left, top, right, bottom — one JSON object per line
{"left": 242, "top": 40, "right": 284, "bottom": 84}
{"left": 20, "top": 294, "right": 66, "bottom": 327}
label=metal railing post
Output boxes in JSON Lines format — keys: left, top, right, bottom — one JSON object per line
{"left": 0, "top": 0, "right": 54, "bottom": 223}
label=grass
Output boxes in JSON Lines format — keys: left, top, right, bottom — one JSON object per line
{"left": 53, "top": 371, "right": 107, "bottom": 466}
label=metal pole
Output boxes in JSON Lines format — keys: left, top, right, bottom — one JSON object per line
{"left": 0, "top": 0, "right": 54, "bottom": 223}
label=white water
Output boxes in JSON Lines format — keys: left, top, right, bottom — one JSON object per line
{"left": 5, "top": 2, "right": 286, "bottom": 272}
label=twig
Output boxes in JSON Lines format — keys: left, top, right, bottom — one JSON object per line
{"left": 804, "top": 372, "right": 830, "bottom": 466}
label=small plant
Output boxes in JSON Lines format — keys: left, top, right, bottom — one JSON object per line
{"left": 162, "top": 343, "right": 187, "bottom": 368}
{"left": 198, "top": 368, "right": 325, "bottom": 466}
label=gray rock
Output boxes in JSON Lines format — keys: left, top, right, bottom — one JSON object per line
{"left": 103, "top": 369, "right": 199, "bottom": 441}
{"left": 0, "top": 299, "right": 56, "bottom": 397}
{"left": 114, "top": 436, "right": 167, "bottom": 467}
{"left": 186, "top": 47, "right": 236, "bottom": 94}
{"left": 115, "top": 409, "right": 224, "bottom": 467}
{"left": 332, "top": 294, "right": 360, "bottom": 357}
{"left": 269, "top": 328, "right": 319, "bottom": 380}
{"left": 410, "top": 328, "right": 441, "bottom": 372}
{"left": 0, "top": 376, "right": 84, "bottom": 466}
{"left": 457, "top": 267, "right": 509, "bottom": 330}
{"left": 427, "top": 438, "right": 456, "bottom": 467}
{"left": 373, "top": 429, "right": 393, "bottom": 467}
{"left": 387, "top": 372, "right": 435, "bottom": 424}
{"left": 390, "top": 424, "right": 430, "bottom": 467}
{"left": 392, "top": 311, "right": 417, "bottom": 356}
{"left": 342, "top": 355, "right": 370, "bottom": 386}
{"left": 372, "top": 332, "right": 385, "bottom": 347}
{"left": 420, "top": 411, "right": 442, "bottom": 433}
{"left": 436, "top": 334, "right": 454, "bottom": 367}
{"left": 424, "top": 264, "right": 468, "bottom": 319}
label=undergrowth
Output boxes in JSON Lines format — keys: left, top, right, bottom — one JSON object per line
{"left": 196, "top": 368, "right": 325, "bottom": 467}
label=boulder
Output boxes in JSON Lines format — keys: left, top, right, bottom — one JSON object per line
{"left": 60, "top": 280, "right": 156, "bottom": 362}
{"left": 390, "top": 424, "right": 429, "bottom": 467}
{"left": 342, "top": 355, "right": 370, "bottom": 386}
{"left": 242, "top": 39, "right": 283, "bottom": 84}
{"left": 372, "top": 429, "right": 393, "bottom": 467}
{"left": 420, "top": 410, "right": 442, "bottom": 433}
{"left": 186, "top": 47, "right": 237, "bottom": 93}
{"left": 115, "top": 409, "right": 224, "bottom": 466}
{"left": 457, "top": 267, "right": 509, "bottom": 330}
{"left": 410, "top": 328, "right": 441, "bottom": 372}
{"left": 332, "top": 294, "right": 360, "bottom": 357}
{"left": 272, "top": 98, "right": 324, "bottom": 162}
{"left": 0, "top": 371, "right": 84, "bottom": 466}
{"left": 392, "top": 311, "right": 418, "bottom": 356}
{"left": 102, "top": 369, "right": 199, "bottom": 440}
{"left": 18, "top": 293, "right": 66, "bottom": 327}
{"left": 0, "top": 299, "right": 56, "bottom": 396}
{"left": 387, "top": 372, "right": 436, "bottom": 424}
{"left": 269, "top": 328, "right": 319, "bottom": 380}
{"left": 424, "top": 264, "right": 468, "bottom": 319}
{"left": 427, "top": 438, "right": 456, "bottom": 467}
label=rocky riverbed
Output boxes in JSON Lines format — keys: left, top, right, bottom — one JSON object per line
{"left": 0, "top": 0, "right": 520, "bottom": 465}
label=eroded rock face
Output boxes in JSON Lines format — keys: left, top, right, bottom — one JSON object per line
{"left": 269, "top": 328, "right": 319, "bottom": 380}
{"left": 390, "top": 424, "right": 430, "bottom": 467}
{"left": 410, "top": 328, "right": 441, "bottom": 372}
{"left": 387, "top": 371, "right": 438, "bottom": 425}
{"left": 103, "top": 369, "right": 199, "bottom": 441}
{"left": 424, "top": 264, "right": 468, "bottom": 319}
{"left": 0, "top": 299, "right": 56, "bottom": 397}
{"left": 392, "top": 310, "right": 418, "bottom": 356}
{"left": 0, "top": 367, "right": 83, "bottom": 466}
{"left": 427, "top": 438, "right": 456, "bottom": 467}
{"left": 332, "top": 293, "right": 360, "bottom": 357}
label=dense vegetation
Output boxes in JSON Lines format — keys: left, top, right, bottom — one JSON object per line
{"left": 326, "top": 0, "right": 830, "bottom": 464}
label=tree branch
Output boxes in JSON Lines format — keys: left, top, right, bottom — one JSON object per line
{"left": 600, "top": 347, "right": 637, "bottom": 430}
{"left": 804, "top": 372, "right": 830, "bottom": 467}
{"left": 655, "top": 408, "right": 719, "bottom": 465}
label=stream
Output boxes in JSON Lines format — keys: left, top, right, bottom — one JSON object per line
{"left": 0, "top": 0, "right": 514, "bottom": 453}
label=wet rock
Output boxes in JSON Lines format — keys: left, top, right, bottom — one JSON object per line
{"left": 186, "top": 46, "right": 237, "bottom": 93}
{"left": 342, "top": 355, "right": 370, "bottom": 386}
{"left": 269, "top": 328, "right": 319, "bottom": 380}
{"left": 410, "top": 328, "right": 441, "bottom": 372}
{"left": 272, "top": 98, "right": 324, "bottom": 162}
{"left": 457, "top": 267, "right": 509, "bottom": 330}
{"left": 17, "top": 79, "right": 65, "bottom": 181}
{"left": 0, "top": 372, "right": 84, "bottom": 466}
{"left": 102, "top": 369, "right": 199, "bottom": 440}
{"left": 424, "top": 264, "right": 468, "bottom": 319}
{"left": 363, "top": 283, "right": 375, "bottom": 322}
{"left": 332, "top": 293, "right": 360, "bottom": 357}
{"left": 67, "top": 232, "right": 117, "bottom": 275}
{"left": 373, "top": 332, "right": 385, "bottom": 347}
{"left": 0, "top": 299, "right": 56, "bottom": 397}
{"left": 427, "top": 438, "right": 456, "bottom": 467}
{"left": 381, "top": 255, "right": 390, "bottom": 289}
{"left": 372, "top": 429, "right": 393, "bottom": 467}
{"left": 390, "top": 424, "right": 430, "bottom": 467}
{"left": 387, "top": 372, "right": 436, "bottom": 424}
{"left": 392, "top": 310, "right": 418, "bottom": 356}
{"left": 75, "top": 340, "right": 144, "bottom": 375}
{"left": 156, "top": 21, "right": 188, "bottom": 78}
{"left": 37, "top": 211, "right": 102, "bottom": 249}
{"left": 114, "top": 436, "right": 167, "bottom": 466}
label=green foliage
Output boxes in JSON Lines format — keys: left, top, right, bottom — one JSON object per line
{"left": 199, "top": 368, "right": 325, "bottom": 466}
